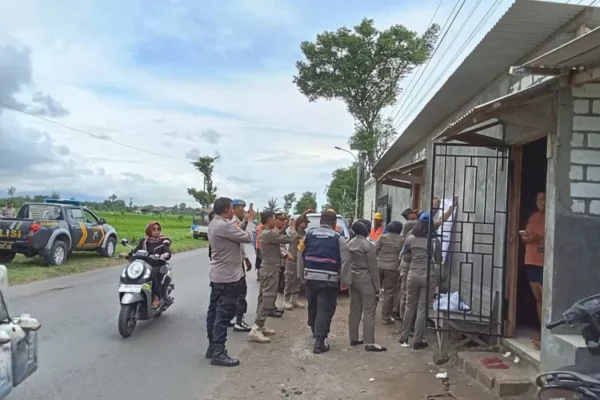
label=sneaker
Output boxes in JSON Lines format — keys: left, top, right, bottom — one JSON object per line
{"left": 313, "top": 339, "right": 330, "bottom": 354}
{"left": 261, "top": 326, "right": 276, "bottom": 336}
{"left": 269, "top": 310, "right": 283, "bottom": 318}
{"left": 233, "top": 320, "right": 251, "bottom": 332}
{"left": 248, "top": 326, "right": 270, "bottom": 343}
{"left": 283, "top": 301, "right": 293, "bottom": 310}
{"left": 399, "top": 339, "right": 410, "bottom": 348}
{"left": 291, "top": 296, "right": 306, "bottom": 309}
{"left": 382, "top": 318, "right": 395, "bottom": 325}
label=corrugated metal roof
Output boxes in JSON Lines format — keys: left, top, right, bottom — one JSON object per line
{"left": 434, "top": 76, "right": 562, "bottom": 141}
{"left": 373, "top": 0, "right": 600, "bottom": 175}
{"left": 521, "top": 25, "right": 600, "bottom": 68}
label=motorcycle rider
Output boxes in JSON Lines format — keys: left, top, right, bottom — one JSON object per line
{"left": 132, "top": 221, "right": 171, "bottom": 309}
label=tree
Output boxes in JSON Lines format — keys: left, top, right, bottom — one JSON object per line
{"left": 187, "top": 155, "right": 219, "bottom": 210}
{"left": 326, "top": 166, "right": 357, "bottom": 218}
{"left": 109, "top": 194, "right": 118, "bottom": 202}
{"left": 129, "top": 198, "right": 133, "bottom": 208}
{"left": 179, "top": 202, "right": 186, "bottom": 210}
{"left": 294, "top": 191, "right": 317, "bottom": 214}
{"left": 264, "top": 198, "right": 278, "bottom": 212}
{"left": 283, "top": 192, "right": 296, "bottom": 215}
{"left": 50, "top": 191, "right": 60, "bottom": 199}
{"left": 7, "top": 187, "right": 15, "bottom": 199}
{"left": 349, "top": 117, "right": 397, "bottom": 170}
{"left": 294, "top": 18, "right": 439, "bottom": 166}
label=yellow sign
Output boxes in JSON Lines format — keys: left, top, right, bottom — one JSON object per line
{"left": 0, "top": 229, "right": 20, "bottom": 239}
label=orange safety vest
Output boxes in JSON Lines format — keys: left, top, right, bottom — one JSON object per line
{"left": 256, "top": 224, "right": 263, "bottom": 249}
{"left": 369, "top": 226, "right": 384, "bottom": 241}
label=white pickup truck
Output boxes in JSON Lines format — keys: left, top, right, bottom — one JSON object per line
{"left": 191, "top": 213, "right": 209, "bottom": 240}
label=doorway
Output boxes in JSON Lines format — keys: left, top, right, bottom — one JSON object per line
{"left": 515, "top": 136, "right": 547, "bottom": 352}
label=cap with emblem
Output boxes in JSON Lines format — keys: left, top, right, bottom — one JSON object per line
{"left": 232, "top": 199, "right": 246, "bottom": 207}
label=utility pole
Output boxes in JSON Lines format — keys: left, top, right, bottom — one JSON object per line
{"left": 334, "top": 146, "right": 364, "bottom": 220}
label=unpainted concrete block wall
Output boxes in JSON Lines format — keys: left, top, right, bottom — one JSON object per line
{"left": 569, "top": 83, "right": 600, "bottom": 215}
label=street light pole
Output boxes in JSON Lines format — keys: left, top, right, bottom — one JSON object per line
{"left": 334, "top": 146, "right": 361, "bottom": 220}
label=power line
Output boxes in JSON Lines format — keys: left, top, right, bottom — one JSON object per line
{"left": 0, "top": 100, "right": 255, "bottom": 191}
{"left": 385, "top": 0, "right": 444, "bottom": 121}
{"left": 390, "top": 0, "right": 467, "bottom": 126}
{"left": 394, "top": 0, "right": 503, "bottom": 130}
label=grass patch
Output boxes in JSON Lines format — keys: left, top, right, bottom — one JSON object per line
{"left": 6, "top": 212, "right": 209, "bottom": 285}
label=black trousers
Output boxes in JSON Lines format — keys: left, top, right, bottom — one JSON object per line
{"left": 236, "top": 273, "right": 248, "bottom": 319}
{"left": 206, "top": 279, "right": 242, "bottom": 346}
{"left": 305, "top": 280, "right": 339, "bottom": 340}
{"left": 255, "top": 249, "right": 262, "bottom": 270}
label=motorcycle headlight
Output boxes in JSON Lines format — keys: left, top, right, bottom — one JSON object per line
{"left": 127, "top": 261, "right": 145, "bottom": 279}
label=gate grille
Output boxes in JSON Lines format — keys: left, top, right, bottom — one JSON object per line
{"left": 426, "top": 143, "right": 510, "bottom": 337}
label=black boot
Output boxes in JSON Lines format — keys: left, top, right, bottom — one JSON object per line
{"left": 269, "top": 309, "right": 283, "bottom": 318}
{"left": 313, "top": 338, "right": 330, "bottom": 354}
{"left": 210, "top": 344, "right": 239, "bottom": 367}
{"left": 205, "top": 344, "right": 214, "bottom": 359}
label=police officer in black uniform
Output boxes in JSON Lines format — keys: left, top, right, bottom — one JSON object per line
{"left": 297, "top": 210, "right": 351, "bottom": 354}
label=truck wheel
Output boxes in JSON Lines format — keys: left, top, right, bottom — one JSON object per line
{"left": 0, "top": 252, "right": 15, "bottom": 264}
{"left": 193, "top": 234, "right": 199, "bottom": 240}
{"left": 118, "top": 304, "right": 137, "bottom": 338}
{"left": 100, "top": 237, "right": 116, "bottom": 258}
{"left": 45, "top": 240, "right": 67, "bottom": 266}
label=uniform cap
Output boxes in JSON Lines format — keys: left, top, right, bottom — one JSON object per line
{"left": 232, "top": 199, "right": 246, "bottom": 207}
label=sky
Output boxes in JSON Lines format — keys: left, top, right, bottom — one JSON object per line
{"left": 0, "top": 0, "right": 580, "bottom": 209}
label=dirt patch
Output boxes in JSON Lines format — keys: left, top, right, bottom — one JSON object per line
{"left": 209, "top": 296, "right": 499, "bottom": 400}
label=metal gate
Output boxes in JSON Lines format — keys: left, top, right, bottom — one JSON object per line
{"left": 426, "top": 143, "right": 510, "bottom": 338}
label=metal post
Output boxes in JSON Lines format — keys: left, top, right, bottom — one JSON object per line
{"left": 354, "top": 157, "right": 360, "bottom": 220}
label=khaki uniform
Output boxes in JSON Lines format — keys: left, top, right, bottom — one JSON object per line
{"left": 348, "top": 235, "right": 380, "bottom": 344}
{"left": 255, "top": 229, "right": 291, "bottom": 327}
{"left": 375, "top": 233, "right": 404, "bottom": 321}
{"left": 399, "top": 234, "right": 442, "bottom": 344}
{"left": 284, "top": 230, "right": 303, "bottom": 297}
{"left": 394, "top": 221, "right": 417, "bottom": 319}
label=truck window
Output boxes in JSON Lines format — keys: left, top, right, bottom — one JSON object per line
{"left": 68, "top": 208, "right": 85, "bottom": 222}
{"left": 84, "top": 209, "right": 98, "bottom": 224}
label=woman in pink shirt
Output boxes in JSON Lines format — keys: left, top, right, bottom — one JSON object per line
{"left": 520, "top": 192, "right": 545, "bottom": 350}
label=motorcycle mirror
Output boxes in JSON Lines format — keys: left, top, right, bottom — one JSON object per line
{"left": 121, "top": 239, "right": 128, "bottom": 246}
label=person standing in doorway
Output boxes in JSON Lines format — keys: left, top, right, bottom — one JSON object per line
{"left": 520, "top": 191, "right": 546, "bottom": 351}
{"left": 348, "top": 219, "right": 387, "bottom": 352}
{"left": 399, "top": 212, "right": 442, "bottom": 350}
{"left": 298, "top": 210, "right": 351, "bottom": 354}
{"left": 249, "top": 211, "right": 291, "bottom": 343}
{"left": 375, "top": 220, "right": 404, "bottom": 324}
{"left": 369, "top": 213, "right": 384, "bottom": 242}
{"left": 229, "top": 199, "right": 253, "bottom": 333}
{"left": 205, "top": 197, "right": 255, "bottom": 367}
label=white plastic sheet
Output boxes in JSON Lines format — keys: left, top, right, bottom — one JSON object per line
{"left": 433, "top": 291, "right": 471, "bottom": 312}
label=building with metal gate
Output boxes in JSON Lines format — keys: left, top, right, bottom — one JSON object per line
{"left": 368, "top": 0, "right": 600, "bottom": 372}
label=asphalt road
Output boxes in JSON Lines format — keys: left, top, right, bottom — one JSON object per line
{"left": 5, "top": 245, "right": 260, "bottom": 400}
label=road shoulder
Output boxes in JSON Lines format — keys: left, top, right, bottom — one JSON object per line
{"left": 209, "top": 295, "right": 497, "bottom": 400}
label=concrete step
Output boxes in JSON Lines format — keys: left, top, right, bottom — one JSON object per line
{"left": 500, "top": 338, "right": 541, "bottom": 374}
{"left": 456, "top": 351, "right": 537, "bottom": 398}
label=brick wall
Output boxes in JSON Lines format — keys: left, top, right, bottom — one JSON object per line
{"left": 570, "top": 83, "right": 600, "bottom": 215}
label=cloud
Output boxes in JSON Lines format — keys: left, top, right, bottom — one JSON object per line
{"left": 29, "top": 92, "right": 70, "bottom": 117}
{"left": 200, "top": 129, "right": 222, "bottom": 144}
{"left": 185, "top": 148, "right": 201, "bottom": 160}
{"left": 0, "top": 0, "right": 514, "bottom": 208}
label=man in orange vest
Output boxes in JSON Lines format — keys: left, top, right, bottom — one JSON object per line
{"left": 369, "top": 212, "right": 384, "bottom": 242}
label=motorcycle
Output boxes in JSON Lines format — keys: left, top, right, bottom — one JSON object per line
{"left": 536, "top": 293, "right": 600, "bottom": 399}
{"left": 117, "top": 239, "right": 174, "bottom": 338}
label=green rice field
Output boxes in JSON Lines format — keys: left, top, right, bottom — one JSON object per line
{"left": 7, "top": 212, "right": 208, "bottom": 285}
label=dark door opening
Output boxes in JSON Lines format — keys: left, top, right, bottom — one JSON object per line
{"left": 515, "top": 136, "right": 547, "bottom": 349}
